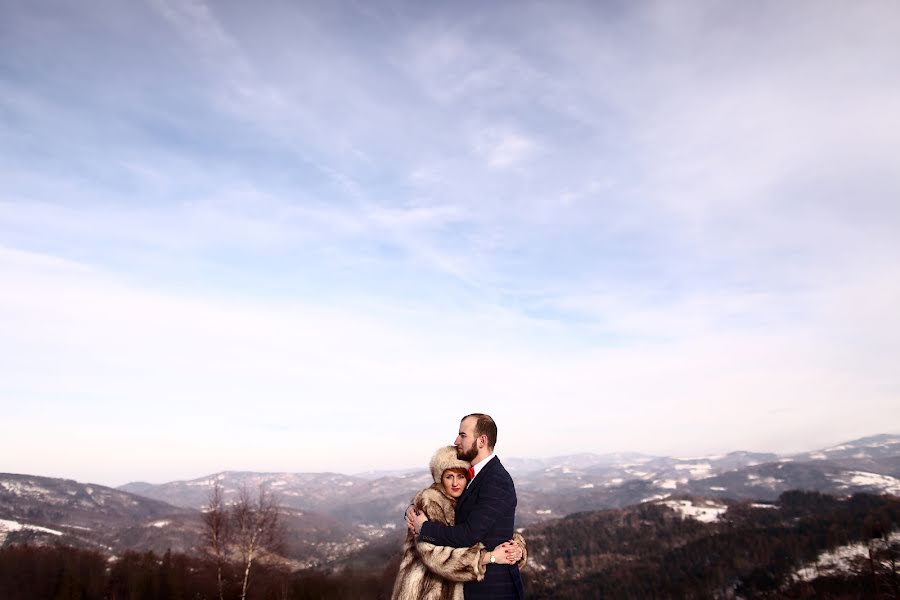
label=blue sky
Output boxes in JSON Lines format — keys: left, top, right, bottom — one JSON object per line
{"left": 2, "top": 0, "right": 899, "bottom": 486}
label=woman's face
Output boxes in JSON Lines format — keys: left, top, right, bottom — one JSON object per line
{"left": 442, "top": 469, "right": 468, "bottom": 498}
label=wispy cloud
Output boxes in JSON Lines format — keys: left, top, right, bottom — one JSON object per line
{"left": 471, "top": 128, "right": 539, "bottom": 169}
{"left": 1, "top": 0, "right": 899, "bottom": 483}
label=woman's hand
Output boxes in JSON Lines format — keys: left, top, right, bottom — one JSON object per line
{"left": 405, "top": 505, "right": 428, "bottom": 534}
{"left": 482, "top": 540, "right": 522, "bottom": 565}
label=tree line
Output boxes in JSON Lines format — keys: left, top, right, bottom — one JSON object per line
{"left": 0, "top": 544, "right": 396, "bottom": 600}
{"left": 1, "top": 490, "right": 898, "bottom": 598}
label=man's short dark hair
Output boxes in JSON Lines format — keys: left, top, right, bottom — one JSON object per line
{"left": 463, "top": 413, "right": 497, "bottom": 450}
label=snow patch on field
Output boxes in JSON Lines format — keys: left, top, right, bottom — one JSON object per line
{"left": 641, "top": 494, "right": 671, "bottom": 503}
{"left": 843, "top": 471, "right": 900, "bottom": 494}
{"left": 655, "top": 479, "right": 678, "bottom": 490}
{"left": 0, "top": 519, "right": 64, "bottom": 543}
{"left": 0, "top": 480, "right": 51, "bottom": 497}
{"left": 188, "top": 478, "right": 218, "bottom": 487}
{"left": 794, "top": 532, "right": 900, "bottom": 582}
{"left": 580, "top": 483, "right": 594, "bottom": 489}
{"left": 824, "top": 444, "right": 850, "bottom": 453}
{"left": 148, "top": 520, "right": 170, "bottom": 528}
{"left": 751, "top": 476, "right": 783, "bottom": 488}
{"left": 675, "top": 463, "right": 712, "bottom": 478}
{"left": 661, "top": 500, "right": 727, "bottom": 523}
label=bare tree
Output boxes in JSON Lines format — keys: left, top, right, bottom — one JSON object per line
{"left": 202, "top": 478, "right": 230, "bottom": 600}
{"left": 232, "top": 483, "right": 284, "bottom": 600}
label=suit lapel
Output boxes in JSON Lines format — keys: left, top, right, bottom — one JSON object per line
{"left": 458, "top": 457, "right": 496, "bottom": 508}
{"left": 457, "top": 471, "right": 481, "bottom": 508}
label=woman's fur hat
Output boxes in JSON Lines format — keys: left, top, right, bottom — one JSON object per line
{"left": 430, "top": 446, "right": 470, "bottom": 484}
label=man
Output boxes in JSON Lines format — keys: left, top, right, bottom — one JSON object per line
{"left": 406, "top": 413, "right": 525, "bottom": 599}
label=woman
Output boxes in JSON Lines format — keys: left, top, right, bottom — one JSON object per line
{"left": 391, "top": 446, "right": 526, "bottom": 600}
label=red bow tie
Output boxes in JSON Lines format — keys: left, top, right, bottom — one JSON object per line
{"left": 467, "top": 467, "right": 475, "bottom": 480}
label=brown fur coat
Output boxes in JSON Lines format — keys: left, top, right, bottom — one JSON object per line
{"left": 391, "top": 484, "right": 527, "bottom": 600}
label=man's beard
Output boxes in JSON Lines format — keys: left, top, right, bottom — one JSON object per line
{"left": 456, "top": 443, "right": 478, "bottom": 462}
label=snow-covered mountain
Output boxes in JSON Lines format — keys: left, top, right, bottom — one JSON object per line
{"left": 0, "top": 473, "right": 189, "bottom": 528}
{"left": 120, "top": 471, "right": 384, "bottom": 512}
{"left": 119, "top": 470, "right": 431, "bottom": 535}
{"left": 115, "top": 434, "right": 900, "bottom": 527}
{"left": 3, "top": 433, "right": 898, "bottom": 563}
{"left": 0, "top": 473, "right": 195, "bottom": 554}
{"left": 0, "top": 473, "right": 388, "bottom": 568}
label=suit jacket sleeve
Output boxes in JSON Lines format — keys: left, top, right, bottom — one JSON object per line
{"left": 419, "top": 469, "right": 516, "bottom": 547}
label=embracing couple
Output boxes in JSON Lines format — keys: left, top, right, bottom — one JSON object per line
{"left": 392, "top": 413, "right": 526, "bottom": 600}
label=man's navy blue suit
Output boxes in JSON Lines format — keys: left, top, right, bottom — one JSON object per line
{"left": 418, "top": 456, "right": 525, "bottom": 599}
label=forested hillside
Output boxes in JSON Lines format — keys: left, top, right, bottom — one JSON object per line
{"left": 523, "top": 491, "right": 900, "bottom": 598}
{"left": 2, "top": 491, "right": 898, "bottom": 599}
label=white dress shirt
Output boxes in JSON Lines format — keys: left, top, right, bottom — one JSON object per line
{"left": 470, "top": 452, "right": 496, "bottom": 481}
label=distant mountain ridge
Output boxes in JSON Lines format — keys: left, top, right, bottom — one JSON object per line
{"left": 0, "top": 473, "right": 189, "bottom": 527}
{"left": 0, "top": 472, "right": 196, "bottom": 555}
{"left": 0, "top": 473, "right": 383, "bottom": 568}
{"left": 117, "top": 434, "right": 900, "bottom": 527}
{"left": 3, "top": 433, "right": 899, "bottom": 570}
